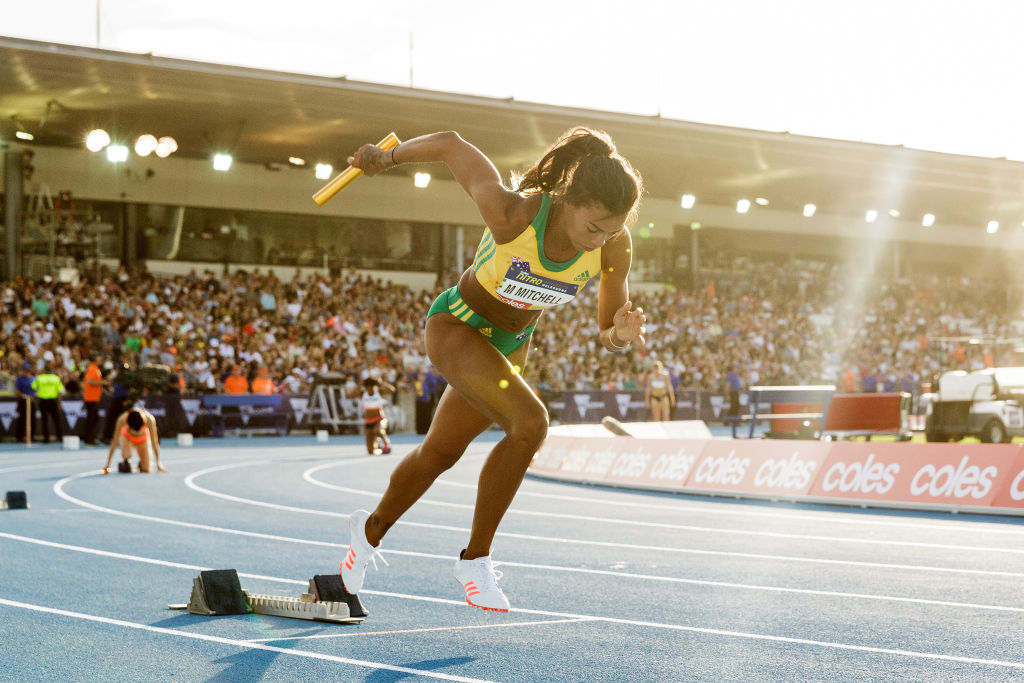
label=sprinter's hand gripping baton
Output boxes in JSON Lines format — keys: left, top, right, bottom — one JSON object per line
{"left": 312, "top": 132, "right": 401, "bottom": 206}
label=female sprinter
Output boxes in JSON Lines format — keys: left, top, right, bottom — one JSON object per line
{"left": 645, "top": 360, "right": 675, "bottom": 421}
{"left": 340, "top": 128, "right": 646, "bottom": 612}
{"left": 101, "top": 407, "right": 167, "bottom": 474}
{"left": 358, "top": 377, "right": 395, "bottom": 455}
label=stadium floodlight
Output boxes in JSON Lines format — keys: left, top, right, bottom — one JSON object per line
{"left": 155, "top": 136, "right": 178, "bottom": 158}
{"left": 85, "top": 129, "right": 110, "bottom": 152}
{"left": 736, "top": 199, "right": 750, "bottom": 214}
{"left": 680, "top": 193, "right": 696, "bottom": 209}
{"left": 315, "top": 163, "right": 332, "bottom": 180}
{"left": 888, "top": 209, "right": 901, "bottom": 217}
{"left": 922, "top": 213, "right": 935, "bottom": 227}
{"left": 288, "top": 156, "right": 306, "bottom": 166}
{"left": 134, "top": 134, "right": 158, "bottom": 156}
{"left": 987, "top": 220, "right": 999, "bottom": 234}
{"left": 865, "top": 210, "right": 878, "bottom": 223}
{"left": 105, "top": 144, "right": 129, "bottom": 162}
{"left": 15, "top": 130, "right": 33, "bottom": 141}
{"left": 414, "top": 172, "right": 431, "bottom": 188}
{"left": 803, "top": 203, "right": 816, "bottom": 217}
{"left": 755, "top": 197, "right": 769, "bottom": 206}
{"left": 213, "top": 153, "right": 232, "bottom": 171}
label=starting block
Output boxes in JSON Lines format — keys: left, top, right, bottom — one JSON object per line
{"left": 168, "top": 569, "right": 365, "bottom": 623}
{"left": 3, "top": 491, "right": 28, "bottom": 510}
{"left": 309, "top": 574, "right": 368, "bottom": 619}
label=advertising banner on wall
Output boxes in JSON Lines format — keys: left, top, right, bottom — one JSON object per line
{"left": 531, "top": 427, "right": 1024, "bottom": 516}
{"left": 541, "top": 390, "right": 721, "bottom": 424}
{"left": 0, "top": 394, "right": 318, "bottom": 441}
{"left": 984, "top": 447, "right": 1024, "bottom": 510}
{"left": 809, "top": 442, "right": 1021, "bottom": 507}
{"left": 687, "top": 439, "right": 833, "bottom": 497}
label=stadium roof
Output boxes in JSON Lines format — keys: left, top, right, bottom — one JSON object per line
{"left": 2, "top": 35, "right": 1024, "bottom": 233}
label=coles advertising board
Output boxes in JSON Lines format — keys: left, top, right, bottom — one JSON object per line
{"left": 809, "top": 442, "right": 1020, "bottom": 507}
{"left": 530, "top": 431, "right": 1024, "bottom": 515}
{"left": 531, "top": 435, "right": 707, "bottom": 488}
{"left": 988, "top": 447, "right": 1024, "bottom": 510}
{"left": 686, "top": 439, "right": 833, "bottom": 496}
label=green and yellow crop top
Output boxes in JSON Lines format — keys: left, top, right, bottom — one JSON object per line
{"left": 472, "top": 194, "right": 601, "bottom": 311}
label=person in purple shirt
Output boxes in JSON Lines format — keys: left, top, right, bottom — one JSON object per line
{"left": 726, "top": 365, "right": 742, "bottom": 417}
{"left": 862, "top": 371, "right": 878, "bottom": 393}
{"left": 14, "top": 362, "right": 35, "bottom": 442}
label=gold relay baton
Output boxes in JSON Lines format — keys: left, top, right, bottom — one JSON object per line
{"left": 312, "top": 132, "right": 401, "bottom": 206}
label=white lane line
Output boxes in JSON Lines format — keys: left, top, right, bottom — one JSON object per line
{"left": 293, "top": 461, "right": 1022, "bottom": 555}
{"left": 54, "top": 471, "right": 1024, "bottom": 582}
{"left": 0, "top": 598, "right": 495, "bottom": 682}
{"left": 306, "top": 475, "right": 1024, "bottom": 554}
{"left": 245, "top": 617, "right": 596, "bottom": 643}
{"left": 8, "top": 514, "right": 1024, "bottom": 618}
{"left": 441, "top": 476, "right": 1024, "bottom": 537}
{"left": 53, "top": 471, "right": 347, "bottom": 547}
{"left": 3, "top": 537, "right": 1021, "bottom": 672}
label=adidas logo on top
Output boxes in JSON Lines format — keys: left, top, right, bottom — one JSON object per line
{"left": 574, "top": 270, "right": 591, "bottom": 282}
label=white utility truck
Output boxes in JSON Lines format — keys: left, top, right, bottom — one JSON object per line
{"left": 924, "top": 367, "right": 1024, "bottom": 443}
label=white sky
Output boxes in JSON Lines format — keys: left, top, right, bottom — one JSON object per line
{"left": 7, "top": 0, "right": 1024, "bottom": 160}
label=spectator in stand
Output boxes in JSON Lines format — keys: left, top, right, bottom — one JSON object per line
{"left": 223, "top": 365, "right": 249, "bottom": 394}
{"left": 31, "top": 363, "right": 65, "bottom": 443}
{"left": 1, "top": 253, "right": 1020, "bottom": 414}
{"left": 82, "top": 352, "right": 105, "bottom": 445}
{"left": 252, "top": 367, "right": 275, "bottom": 394}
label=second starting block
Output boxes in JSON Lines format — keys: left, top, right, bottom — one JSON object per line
{"left": 168, "top": 569, "right": 366, "bottom": 624}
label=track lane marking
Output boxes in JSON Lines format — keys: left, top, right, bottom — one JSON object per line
{"left": 6, "top": 530, "right": 1024, "bottom": 615}
{"left": 0, "top": 598, "right": 495, "bottom": 682}
{"left": 2, "top": 538, "right": 1022, "bottom": 672}
{"left": 54, "top": 468, "right": 1024, "bottom": 583}
{"left": 291, "top": 461, "right": 1022, "bottom": 554}
{"left": 443, "top": 475, "right": 1024, "bottom": 536}
{"left": 245, "top": 617, "right": 596, "bottom": 643}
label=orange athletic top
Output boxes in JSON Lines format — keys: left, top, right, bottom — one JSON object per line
{"left": 121, "top": 425, "right": 149, "bottom": 445}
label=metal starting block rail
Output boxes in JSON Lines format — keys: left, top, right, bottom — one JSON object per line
{"left": 246, "top": 592, "right": 359, "bottom": 624}
{"left": 168, "top": 569, "right": 366, "bottom": 624}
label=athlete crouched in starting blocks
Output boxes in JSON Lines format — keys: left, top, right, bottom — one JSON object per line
{"left": 337, "top": 127, "right": 646, "bottom": 612}
{"left": 101, "top": 407, "right": 168, "bottom": 474}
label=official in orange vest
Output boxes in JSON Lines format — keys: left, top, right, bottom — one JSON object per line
{"left": 252, "top": 367, "right": 275, "bottom": 395}
{"left": 82, "top": 352, "right": 105, "bottom": 446}
{"left": 223, "top": 365, "right": 249, "bottom": 394}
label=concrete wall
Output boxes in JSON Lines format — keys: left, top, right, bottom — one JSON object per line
{"left": 9, "top": 143, "right": 1024, "bottom": 274}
